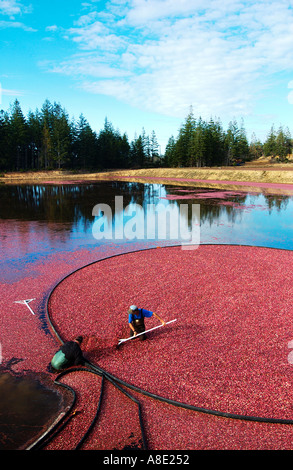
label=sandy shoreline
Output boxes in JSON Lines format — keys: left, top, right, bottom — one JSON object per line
{"left": 2, "top": 165, "right": 293, "bottom": 194}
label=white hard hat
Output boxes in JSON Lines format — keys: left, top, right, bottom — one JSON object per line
{"left": 129, "top": 305, "right": 138, "bottom": 311}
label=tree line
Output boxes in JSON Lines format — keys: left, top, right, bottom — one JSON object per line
{"left": 0, "top": 100, "right": 292, "bottom": 172}
{"left": 0, "top": 99, "right": 160, "bottom": 171}
{"left": 164, "top": 108, "right": 292, "bottom": 167}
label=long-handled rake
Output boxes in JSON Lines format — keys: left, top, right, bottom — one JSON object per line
{"left": 118, "top": 319, "right": 177, "bottom": 346}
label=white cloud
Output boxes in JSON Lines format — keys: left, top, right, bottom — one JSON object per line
{"left": 0, "top": 0, "right": 31, "bottom": 17}
{"left": 0, "top": 19, "right": 36, "bottom": 31}
{"left": 68, "top": 19, "right": 126, "bottom": 51}
{"left": 0, "top": 0, "right": 34, "bottom": 31}
{"left": 50, "top": 53, "right": 131, "bottom": 79}
{"left": 124, "top": 0, "right": 209, "bottom": 24}
{"left": 0, "top": 0, "right": 22, "bottom": 16}
{"left": 49, "top": 0, "right": 293, "bottom": 119}
{"left": 1, "top": 87, "right": 25, "bottom": 96}
{"left": 0, "top": 84, "right": 27, "bottom": 106}
{"left": 45, "top": 25, "right": 58, "bottom": 32}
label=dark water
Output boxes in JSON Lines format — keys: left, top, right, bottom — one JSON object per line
{"left": 0, "top": 372, "right": 70, "bottom": 450}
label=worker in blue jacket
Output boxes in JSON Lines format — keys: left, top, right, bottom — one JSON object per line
{"left": 128, "top": 305, "right": 166, "bottom": 340}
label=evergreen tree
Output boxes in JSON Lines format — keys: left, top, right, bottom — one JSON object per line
{"left": 275, "top": 126, "right": 292, "bottom": 160}
{"left": 225, "top": 119, "right": 239, "bottom": 165}
{"left": 206, "top": 118, "right": 226, "bottom": 166}
{"left": 145, "top": 134, "right": 151, "bottom": 163}
{"left": 150, "top": 130, "right": 160, "bottom": 164}
{"left": 225, "top": 119, "right": 249, "bottom": 164}
{"left": 69, "top": 117, "right": 79, "bottom": 168}
{"left": 0, "top": 110, "right": 10, "bottom": 170}
{"left": 97, "top": 118, "right": 129, "bottom": 169}
{"left": 190, "top": 117, "right": 206, "bottom": 167}
{"left": 51, "top": 103, "right": 71, "bottom": 169}
{"left": 9, "top": 99, "right": 28, "bottom": 169}
{"left": 27, "top": 109, "right": 43, "bottom": 169}
{"left": 140, "top": 128, "right": 150, "bottom": 164}
{"left": 236, "top": 120, "right": 250, "bottom": 161}
{"left": 263, "top": 125, "right": 277, "bottom": 157}
{"left": 164, "top": 135, "right": 176, "bottom": 167}
{"left": 73, "top": 114, "right": 98, "bottom": 168}
{"left": 130, "top": 134, "right": 145, "bottom": 167}
{"left": 173, "top": 128, "right": 186, "bottom": 167}
{"left": 119, "top": 133, "right": 131, "bottom": 168}
{"left": 284, "top": 127, "right": 292, "bottom": 156}
{"left": 175, "top": 107, "right": 196, "bottom": 166}
{"left": 40, "top": 100, "right": 54, "bottom": 168}
{"left": 42, "top": 123, "right": 53, "bottom": 169}
{"left": 249, "top": 133, "right": 263, "bottom": 160}
{"left": 40, "top": 99, "right": 54, "bottom": 131}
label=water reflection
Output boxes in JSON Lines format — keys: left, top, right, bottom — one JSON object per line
{"left": 1, "top": 181, "right": 293, "bottom": 267}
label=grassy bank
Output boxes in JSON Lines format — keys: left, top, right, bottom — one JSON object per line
{"left": 95, "top": 166, "right": 293, "bottom": 184}
{"left": 2, "top": 162, "right": 293, "bottom": 193}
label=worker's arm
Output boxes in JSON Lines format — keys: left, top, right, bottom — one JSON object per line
{"left": 129, "top": 323, "right": 137, "bottom": 335}
{"left": 153, "top": 312, "right": 166, "bottom": 326}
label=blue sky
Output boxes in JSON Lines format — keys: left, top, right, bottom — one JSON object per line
{"left": 1, "top": 0, "right": 293, "bottom": 151}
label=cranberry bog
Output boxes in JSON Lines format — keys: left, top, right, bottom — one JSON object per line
{"left": 2, "top": 178, "right": 293, "bottom": 452}
{"left": 43, "top": 244, "right": 293, "bottom": 450}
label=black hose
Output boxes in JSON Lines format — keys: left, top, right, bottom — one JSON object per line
{"left": 30, "top": 364, "right": 147, "bottom": 450}
{"left": 102, "top": 368, "right": 147, "bottom": 450}
{"left": 74, "top": 372, "right": 105, "bottom": 450}
{"left": 87, "top": 361, "right": 293, "bottom": 426}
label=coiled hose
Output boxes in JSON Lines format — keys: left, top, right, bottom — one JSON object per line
{"left": 30, "top": 364, "right": 147, "bottom": 450}
{"left": 88, "top": 360, "right": 293, "bottom": 425}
